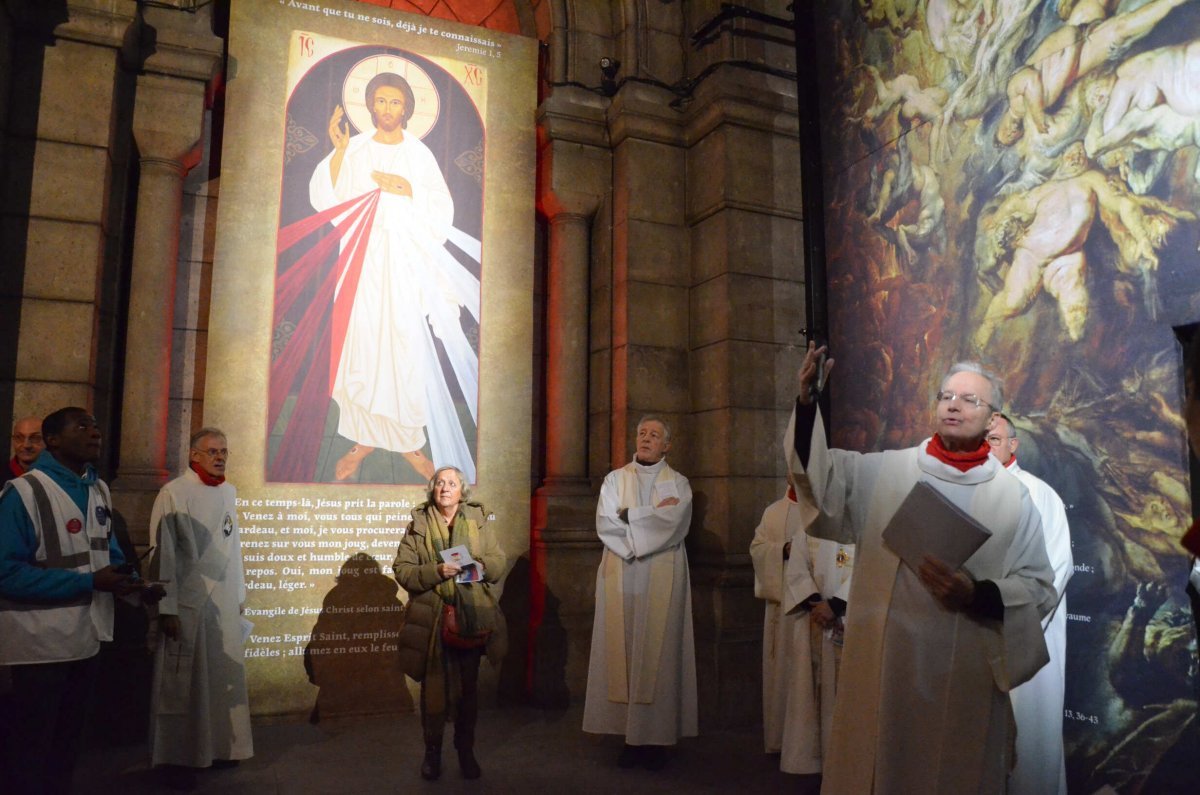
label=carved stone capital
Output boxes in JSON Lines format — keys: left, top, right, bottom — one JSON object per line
{"left": 537, "top": 85, "right": 609, "bottom": 148}
{"left": 536, "top": 128, "right": 610, "bottom": 220}
{"left": 132, "top": 71, "right": 206, "bottom": 165}
{"left": 606, "top": 81, "right": 685, "bottom": 148}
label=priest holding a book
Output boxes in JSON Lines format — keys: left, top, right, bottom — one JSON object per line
{"left": 786, "top": 345, "right": 1056, "bottom": 795}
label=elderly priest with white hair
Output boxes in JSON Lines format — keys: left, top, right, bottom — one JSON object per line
{"left": 786, "top": 344, "right": 1056, "bottom": 795}
{"left": 148, "top": 427, "right": 252, "bottom": 785}
{"left": 583, "top": 415, "right": 697, "bottom": 772}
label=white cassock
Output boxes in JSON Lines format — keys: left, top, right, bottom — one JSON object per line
{"left": 1006, "top": 459, "right": 1072, "bottom": 795}
{"left": 787, "top": 404, "right": 1055, "bottom": 795}
{"left": 310, "top": 130, "right": 479, "bottom": 479}
{"left": 148, "top": 469, "right": 252, "bottom": 767}
{"left": 583, "top": 458, "right": 698, "bottom": 745}
{"left": 750, "top": 487, "right": 854, "bottom": 774}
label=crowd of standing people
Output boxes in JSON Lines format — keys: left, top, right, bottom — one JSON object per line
{"left": 5, "top": 335, "right": 1200, "bottom": 792}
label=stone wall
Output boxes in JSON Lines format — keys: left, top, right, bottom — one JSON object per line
{"left": 532, "top": 0, "right": 807, "bottom": 728}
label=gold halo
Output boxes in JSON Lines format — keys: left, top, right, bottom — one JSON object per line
{"left": 341, "top": 54, "right": 440, "bottom": 140}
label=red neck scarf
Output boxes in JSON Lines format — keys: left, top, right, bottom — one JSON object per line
{"left": 8, "top": 457, "right": 24, "bottom": 478}
{"left": 190, "top": 461, "right": 225, "bottom": 486}
{"left": 926, "top": 434, "right": 991, "bottom": 472}
{"left": 786, "top": 485, "right": 798, "bottom": 503}
{"left": 1003, "top": 456, "right": 1016, "bottom": 468}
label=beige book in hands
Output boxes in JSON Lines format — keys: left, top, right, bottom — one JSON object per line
{"left": 882, "top": 480, "right": 991, "bottom": 571}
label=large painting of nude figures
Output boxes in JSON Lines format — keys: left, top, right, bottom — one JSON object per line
{"left": 270, "top": 35, "right": 485, "bottom": 485}
{"left": 814, "top": 1, "right": 1199, "bottom": 790}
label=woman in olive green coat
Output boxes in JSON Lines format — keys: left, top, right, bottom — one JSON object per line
{"left": 394, "top": 466, "right": 506, "bottom": 781}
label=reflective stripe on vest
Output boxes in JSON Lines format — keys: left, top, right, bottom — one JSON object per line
{"left": 23, "top": 475, "right": 95, "bottom": 569}
{"left": 0, "top": 470, "right": 114, "bottom": 663}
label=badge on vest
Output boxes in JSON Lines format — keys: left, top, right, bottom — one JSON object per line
{"left": 836, "top": 548, "right": 852, "bottom": 568}
{"left": 223, "top": 514, "right": 234, "bottom": 537}
{"left": 67, "top": 518, "right": 83, "bottom": 534}
{"left": 95, "top": 505, "right": 109, "bottom": 526}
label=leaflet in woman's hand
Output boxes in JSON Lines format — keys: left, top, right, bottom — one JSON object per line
{"left": 440, "top": 545, "right": 483, "bottom": 582}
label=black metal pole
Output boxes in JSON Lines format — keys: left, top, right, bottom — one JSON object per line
{"left": 792, "top": 2, "right": 828, "bottom": 351}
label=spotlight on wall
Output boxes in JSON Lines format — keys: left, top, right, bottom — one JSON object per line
{"left": 599, "top": 57, "right": 621, "bottom": 96}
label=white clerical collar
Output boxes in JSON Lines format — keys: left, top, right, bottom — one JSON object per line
{"left": 632, "top": 457, "right": 667, "bottom": 474}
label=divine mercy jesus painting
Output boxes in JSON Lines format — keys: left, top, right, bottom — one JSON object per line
{"left": 268, "top": 35, "right": 486, "bottom": 485}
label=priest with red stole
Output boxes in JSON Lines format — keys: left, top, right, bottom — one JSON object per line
{"left": 787, "top": 344, "right": 1055, "bottom": 794}
{"left": 148, "top": 428, "right": 252, "bottom": 784}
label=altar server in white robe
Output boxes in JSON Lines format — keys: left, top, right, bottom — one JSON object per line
{"left": 750, "top": 476, "right": 854, "bottom": 774}
{"left": 987, "top": 413, "right": 1072, "bottom": 795}
{"left": 788, "top": 346, "right": 1056, "bottom": 795}
{"left": 148, "top": 428, "right": 253, "bottom": 772}
{"left": 583, "top": 416, "right": 697, "bottom": 770}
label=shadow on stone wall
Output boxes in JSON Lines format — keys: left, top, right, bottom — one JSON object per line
{"left": 687, "top": 487, "right": 764, "bottom": 731}
{"left": 496, "top": 554, "right": 530, "bottom": 704}
{"left": 303, "top": 553, "right": 412, "bottom": 723}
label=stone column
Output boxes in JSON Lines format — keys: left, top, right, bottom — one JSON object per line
{"left": 545, "top": 212, "right": 590, "bottom": 480}
{"left": 108, "top": 6, "right": 222, "bottom": 539}
{"left": 110, "top": 72, "right": 208, "bottom": 535}
{"left": 528, "top": 87, "right": 609, "bottom": 705}
{"left": 683, "top": 65, "right": 806, "bottom": 728}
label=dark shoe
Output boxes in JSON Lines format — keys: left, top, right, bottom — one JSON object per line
{"left": 617, "top": 744, "right": 642, "bottom": 768}
{"left": 642, "top": 746, "right": 669, "bottom": 771}
{"left": 421, "top": 744, "right": 442, "bottom": 781}
{"left": 458, "top": 747, "right": 482, "bottom": 779}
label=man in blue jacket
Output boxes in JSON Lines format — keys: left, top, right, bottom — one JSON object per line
{"left": 0, "top": 407, "right": 144, "bottom": 794}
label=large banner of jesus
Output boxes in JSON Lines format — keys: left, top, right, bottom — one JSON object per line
{"left": 272, "top": 37, "right": 485, "bottom": 486}
{"left": 206, "top": 0, "right": 534, "bottom": 715}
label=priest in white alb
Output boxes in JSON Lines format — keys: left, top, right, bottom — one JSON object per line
{"left": 987, "top": 413, "right": 1073, "bottom": 795}
{"left": 750, "top": 475, "right": 854, "bottom": 775}
{"left": 787, "top": 344, "right": 1056, "bottom": 794}
{"left": 148, "top": 428, "right": 252, "bottom": 779}
{"left": 583, "top": 416, "right": 697, "bottom": 771}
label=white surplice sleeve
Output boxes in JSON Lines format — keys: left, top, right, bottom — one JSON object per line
{"left": 750, "top": 501, "right": 788, "bottom": 605}
{"left": 627, "top": 474, "right": 692, "bottom": 559}
{"left": 785, "top": 401, "right": 865, "bottom": 546}
{"left": 596, "top": 471, "right": 636, "bottom": 560}
{"left": 992, "top": 492, "right": 1057, "bottom": 688}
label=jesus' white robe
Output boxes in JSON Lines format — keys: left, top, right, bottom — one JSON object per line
{"left": 583, "top": 458, "right": 698, "bottom": 745}
{"left": 148, "top": 469, "right": 253, "bottom": 767}
{"left": 751, "top": 488, "right": 854, "bottom": 774}
{"left": 787, "top": 404, "right": 1055, "bottom": 795}
{"left": 310, "top": 130, "right": 478, "bottom": 478}
{"left": 1006, "top": 459, "right": 1072, "bottom": 795}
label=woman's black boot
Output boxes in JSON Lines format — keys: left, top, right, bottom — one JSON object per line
{"left": 421, "top": 742, "right": 442, "bottom": 780}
